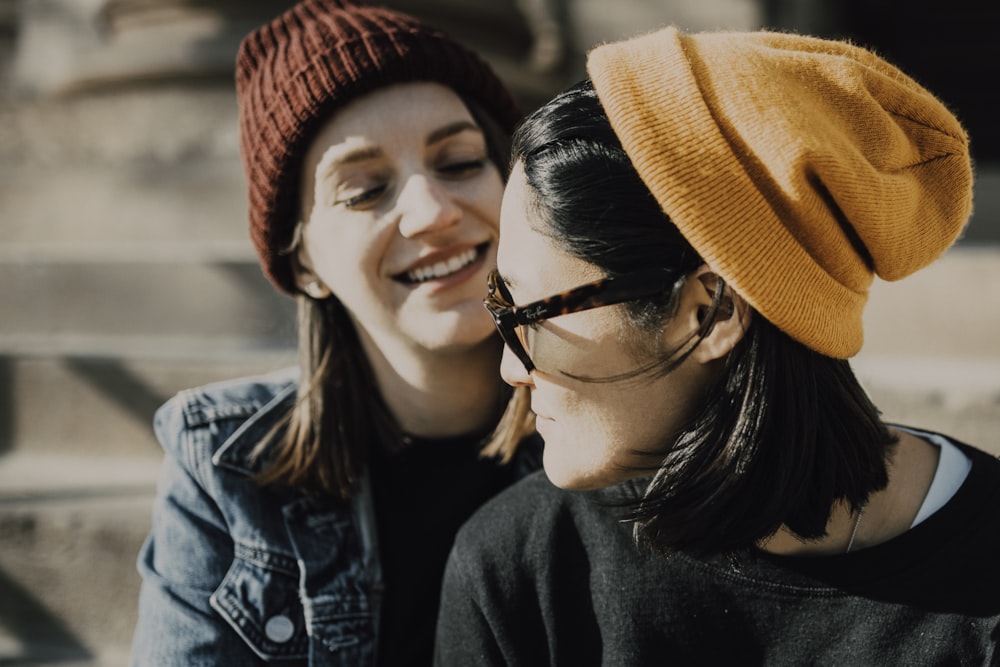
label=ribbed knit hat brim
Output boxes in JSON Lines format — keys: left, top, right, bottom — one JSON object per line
{"left": 587, "top": 27, "right": 973, "bottom": 358}
{"left": 237, "top": 0, "right": 522, "bottom": 294}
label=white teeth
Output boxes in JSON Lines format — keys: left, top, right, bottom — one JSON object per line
{"left": 406, "top": 247, "right": 478, "bottom": 283}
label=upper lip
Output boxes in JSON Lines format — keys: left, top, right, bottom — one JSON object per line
{"left": 392, "top": 242, "right": 487, "bottom": 279}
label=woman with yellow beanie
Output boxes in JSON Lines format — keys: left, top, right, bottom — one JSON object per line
{"left": 435, "top": 27, "right": 999, "bottom": 664}
{"left": 129, "top": 1, "right": 540, "bottom": 664}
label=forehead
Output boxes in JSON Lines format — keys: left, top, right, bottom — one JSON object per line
{"left": 304, "top": 81, "right": 478, "bottom": 168}
{"left": 498, "top": 163, "right": 604, "bottom": 301}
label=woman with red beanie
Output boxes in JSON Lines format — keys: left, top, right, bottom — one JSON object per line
{"left": 435, "top": 27, "right": 1000, "bottom": 664}
{"left": 130, "top": 1, "right": 535, "bottom": 664}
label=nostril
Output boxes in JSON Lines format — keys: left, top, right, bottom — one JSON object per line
{"left": 395, "top": 176, "right": 463, "bottom": 239}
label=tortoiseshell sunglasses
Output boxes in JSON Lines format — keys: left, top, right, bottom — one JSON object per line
{"left": 484, "top": 268, "right": 679, "bottom": 373}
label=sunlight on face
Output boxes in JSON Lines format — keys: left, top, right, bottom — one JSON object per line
{"left": 296, "top": 82, "right": 505, "bottom": 354}
{"left": 496, "top": 163, "right": 712, "bottom": 490}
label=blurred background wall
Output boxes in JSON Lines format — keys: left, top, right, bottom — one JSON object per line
{"left": 0, "top": 0, "right": 997, "bottom": 663}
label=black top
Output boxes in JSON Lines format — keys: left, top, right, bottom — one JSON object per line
{"left": 436, "top": 433, "right": 1000, "bottom": 666}
{"left": 371, "top": 431, "right": 537, "bottom": 667}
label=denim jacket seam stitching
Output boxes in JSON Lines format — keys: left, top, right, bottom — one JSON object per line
{"left": 210, "top": 591, "right": 309, "bottom": 659}
{"left": 234, "top": 542, "right": 300, "bottom": 578}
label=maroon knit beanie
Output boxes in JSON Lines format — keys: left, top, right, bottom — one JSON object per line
{"left": 236, "top": 0, "right": 523, "bottom": 294}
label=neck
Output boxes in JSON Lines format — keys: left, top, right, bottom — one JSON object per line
{"left": 760, "top": 429, "right": 939, "bottom": 556}
{"left": 356, "top": 329, "right": 506, "bottom": 439}
{"left": 761, "top": 500, "right": 866, "bottom": 556}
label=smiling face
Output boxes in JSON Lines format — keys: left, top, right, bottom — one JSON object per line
{"left": 296, "top": 82, "right": 504, "bottom": 354}
{"left": 496, "top": 163, "right": 719, "bottom": 490}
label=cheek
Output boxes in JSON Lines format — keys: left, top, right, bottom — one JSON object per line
{"left": 540, "top": 386, "right": 663, "bottom": 489}
{"left": 546, "top": 373, "right": 697, "bottom": 465}
{"left": 528, "top": 313, "right": 635, "bottom": 380}
{"left": 460, "top": 171, "right": 504, "bottom": 227}
{"left": 579, "top": 384, "right": 668, "bottom": 446}
{"left": 303, "top": 217, "right": 386, "bottom": 284}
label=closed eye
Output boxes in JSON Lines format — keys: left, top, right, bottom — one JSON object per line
{"left": 438, "top": 158, "right": 487, "bottom": 178}
{"left": 338, "top": 184, "right": 389, "bottom": 209}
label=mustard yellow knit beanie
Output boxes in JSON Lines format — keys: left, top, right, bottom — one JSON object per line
{"left": 587, "top": 27, "right": 973, "bottom": 358}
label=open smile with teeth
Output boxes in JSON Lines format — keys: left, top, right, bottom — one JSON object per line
{"left": 402, "top": 245, "right": 483, "bottom": 284}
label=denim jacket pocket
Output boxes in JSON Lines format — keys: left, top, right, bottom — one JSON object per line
{"left": 211, "top": 543, "right": 309, "bottom": 662}
{"left": 304, "top": 593, "right": 376, "bottom": 666}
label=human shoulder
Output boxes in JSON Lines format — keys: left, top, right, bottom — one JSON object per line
{"left": 452, "top": 469, "right": 642, "bottom": 566}
{"left": 152, "top": 366, "right": 299, "bottom": 466}
{"left": 157, "top": 366, "right": 299, "bottom": 429}
{"left": 936, "top": 433, "right": 1000, "bottom": 544}
{"left": 453, "top": 470, "right": 560, "bottom": 542}
{"left": 903, "top": 426, "right": 1000, "bottom": 500}
{"left": 952, "top": 437, "right": 1000, "bottom": 475}
{"left": 439, "top": 471, "right": 658, "bottom": 663}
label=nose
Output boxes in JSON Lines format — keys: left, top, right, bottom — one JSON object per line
{"left": 396, "top": 173, "right": 462, "bottom": 239}
{"left": 499, "top": 343, "right": 533, "bottom": 388}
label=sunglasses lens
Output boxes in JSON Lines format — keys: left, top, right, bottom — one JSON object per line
{"left": 485, "top": 271, "right": 534, "bottom": 372}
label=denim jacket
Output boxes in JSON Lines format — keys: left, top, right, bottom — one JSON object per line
{"left": 131, "top": 367, "right": 387, "bottom": 666}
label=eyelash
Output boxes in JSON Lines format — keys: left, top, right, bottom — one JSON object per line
{"left": 335, "top": 158, "right": 489, "bottom": 209}
{"left": 340, "top": 186, "right": 387, "bottom": 209}
{"left": 439, "top": 158, "right": 487, "bottom": 176}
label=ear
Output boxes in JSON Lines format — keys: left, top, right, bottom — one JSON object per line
{"left": 290, "top": 228, "right": 332, "bottom": 300}
{"left": 674, "top": 265, "right": 751, "bottom": 364}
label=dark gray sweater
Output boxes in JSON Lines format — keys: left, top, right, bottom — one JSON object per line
{"left": 435, "top": 437, "right": 1000, "bottom": 666}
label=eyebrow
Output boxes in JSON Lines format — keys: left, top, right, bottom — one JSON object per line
{"left": 426, "top": 120, "right": 483, "bottom": 146}
{"left": 315, "top": 121, "right": 483, "bottom": 184}
{"left": 315, "top": 145, "right": 383, "bottom": 187}
{"left": 331, "top": 146, "right": 383, "bottom": 165}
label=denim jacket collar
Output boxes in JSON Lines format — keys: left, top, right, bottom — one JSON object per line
{"left": 206, "top": 373, "right": 382, "bottom": 663}
{"left": 211, "top": 378, "right": 298, "bottom": 477}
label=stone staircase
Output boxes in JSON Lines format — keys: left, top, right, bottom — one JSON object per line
{"left": 0, "top": 1, "right": 561, "bottom": 663}
{"left": 0, "top": 1, "right": 997, "bottom": 665}
{"left": 0, "top": 124, "right": 299, "bottom": 665}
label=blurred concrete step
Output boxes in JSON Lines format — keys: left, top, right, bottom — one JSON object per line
{"left": 854, "top": 244, "right": 1000, "bottom": 454}
{"left": 860, "top": 245, "right": 1000, "bottom": 359}
{"left": 0, "top": 453, "right": 160, "bottom": 501}
{"left": 0, "top": 460, "right": 154, "bottom": 666}
{"left": 0, "top": 352, "right": 294, "bottom": 663}
{"left": 0, "top": 86, "right": 241, "bottom": 171}
{"left": 387, "top": 0, "right": 569, "bottom": 108}
{"left": 855, "top": 244, "right": 1000, "bottom": 454}
{"left": 0, "top": 353, "right": 296, "bottom": 457}
{"left": 854, "top": 356, "right": 1000, "bottom": 457}
{"left": 0, "top": 162, "right": 245, "bottom": 245}
{"left": 0, "top": 254, "right": 295, "bottom": 347}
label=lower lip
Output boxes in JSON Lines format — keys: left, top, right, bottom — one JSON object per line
{"left": 402, "top": 248, "right": 488, "bottom": 294}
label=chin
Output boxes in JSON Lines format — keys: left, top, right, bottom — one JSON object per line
{"left": 542, "top": 438, "right": 643, "bottom": 491}
{"left": 403, "top": 304, "right": 496, "bottom": 350}
{"left": 413, "top": 319, "right": 495, "bottom": 352}
{"left": 542, "top": 467, "right": 610, "bottom": 492}
{"left": 541, "top": 447, "right": 605, "bottom": 491}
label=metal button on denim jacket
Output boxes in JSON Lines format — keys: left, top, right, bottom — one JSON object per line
{"left": 130, "top": 367, "right": 382, "bottom": 666}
